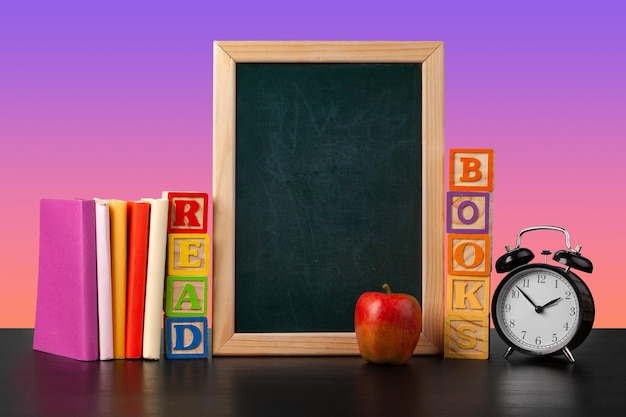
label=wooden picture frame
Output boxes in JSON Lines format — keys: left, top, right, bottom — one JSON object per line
{"left": 213, "top": 41, "right": 444, "bottom": 355}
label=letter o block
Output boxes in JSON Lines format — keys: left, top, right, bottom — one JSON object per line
{"left": 446, "top": 192, "right": 490, "bottom": 234}
{"left": 448, "top": 234, "right": 490, "bottom": 276}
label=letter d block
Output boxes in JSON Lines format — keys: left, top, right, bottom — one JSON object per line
{"left": 450, "top": 149, "right": 494, "bottom": 192}
{"left": 168, "top": 233, "right": 210, "bottom": 276}
{"left": 165, "top": 276, "right": 209, "bottom": 317}
{"left": 165, "top": 317, "right": 209, "bottom": 359}
{"left": 164, "top": 192, "right": 209, "bottom": 234}
{"left": 445, "top": 315, "right": 489, "bottom": 359}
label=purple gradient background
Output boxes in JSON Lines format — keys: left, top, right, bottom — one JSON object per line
{"left": 1, "top": 1, "right": 624, "bottom": 328}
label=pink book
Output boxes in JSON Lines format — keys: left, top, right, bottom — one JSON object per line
{"left": 33, "top": 199, "right": 99, "bottom": 361}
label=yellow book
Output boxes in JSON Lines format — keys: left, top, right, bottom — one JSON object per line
{"left": 107, "top": 199, "right": 128, "bottom": 359}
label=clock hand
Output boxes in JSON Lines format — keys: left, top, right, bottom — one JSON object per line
{"left": 539, "top": 297, "right": 562, "bottom": 309}
{"left": 516, "top": 286, "right": 539, "bottom": 309}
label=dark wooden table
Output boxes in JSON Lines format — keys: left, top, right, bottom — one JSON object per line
{"left": 1, "top": 329, "right": 624, "bottom": 416}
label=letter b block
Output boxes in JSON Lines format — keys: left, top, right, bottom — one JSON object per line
{"left": 450, "top": 149, "right": 494, "bottom": 192}
{"left": 165, "top": 317, "right": 209, "bottom": 359}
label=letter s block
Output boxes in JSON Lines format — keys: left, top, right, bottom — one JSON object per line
{"left": 450, "top": 149, "right": 494, "bottom": 192}
{"left": 168, "top": 233, "right": 210, "bottom": 276}
{"left": 444, "top": 315, "right": 489, "bottom": 359}
{"left": 165, "top": 317, "right": 209, "bottom": 359}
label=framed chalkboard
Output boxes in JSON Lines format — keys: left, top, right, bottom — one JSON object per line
{"left": 213, "top": 41, "right": 444, "bottom": 355}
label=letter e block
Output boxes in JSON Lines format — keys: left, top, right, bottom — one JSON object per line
{"left": 168, "top": 233, "right": 210, "bottom": 276}
{"left": 165, "top": 276, "right": 209, "bottom": 317}
{"left": 165, "top": 317, "right": 209, "bottom": 359}
{"left": 445, "top": 315, "right": 489, "bottom": 359}
{"left": 448, "top": 234, "right": 491, "bottom": 276}
{"left": 446, "top": 192, "right": 490, "bottom": 234}
{"left": 165, "top": 192, "right": 209, "bottom": 234}
{"left": 446, "top": 275, "right": 490, "bottom": 316}
{"left": 450, "top": 149, "right": 494, "bottom": 192}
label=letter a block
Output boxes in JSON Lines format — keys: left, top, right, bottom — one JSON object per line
{"left": 164, "top": 192, "right": 209, "bottom": 234}
{"left": 448, "top": 234, "right": 491, "bottom": 276}
{"left": 446, "top": 192, "right": 490, "bottom": 234}
{"left": 168, "top": 233, "right": 210, "bottom": 276}
{"left": 165, "top": 317, "right": 209, "bottom": 359}
{"left": 165, "top": 276, "right": 209, "bottom": 317}
{"left": 445, "top": 316, "right": 489, "bottom": 359}
{"left": 446, "top": 275, "right": 490, "bottom": 316}
{"left": 450, "top": 149, "right": 494, "bottom": 192}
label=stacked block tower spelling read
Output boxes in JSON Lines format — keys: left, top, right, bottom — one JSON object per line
{"left": 445, "top": 149, "right": 494, "bottom": 359}
{"left": 164, "top": 192, "right": 211, "bottom": 359}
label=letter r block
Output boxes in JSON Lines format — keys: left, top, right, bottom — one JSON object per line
{"left": 165, "top": 317, "right": 209, "bottom": 359}
{"left": 165, "top": 276, "right": 209, "bottom": 317}
{"left": 164, "top": 192, "right": 209, "bottom": 234}
{"left": 450, "top": 149, "right": 494, "bottom": 192}
{"left": 168, "top": 233, "right": 210, "bottom": 276}
{"left": 446, "top": 275, "right": 490, "bottom": 316}
{"left": 446, "top": 192, "right": 490, "bottom": 234}
{"left": 444, "top": 315, "right": 489, "bottom": 359}
{"left": 448, "top": 234, "right": 491, "bottom": 276}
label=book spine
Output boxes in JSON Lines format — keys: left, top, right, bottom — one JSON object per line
{"left": 95, "top": 200, "right": 114, "bottom": 360}
{"left": 141, "top": 198, "right": 169, "bottom": 359}
{"left": 108, "top": 200, "right": 128, "bottom": 359}
{"left": 125, "top": 201, "right": 151, "bottom": 359}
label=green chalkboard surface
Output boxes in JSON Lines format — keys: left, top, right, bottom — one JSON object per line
{"left": 235, "top": 63, "right": 422, "bottom": 333}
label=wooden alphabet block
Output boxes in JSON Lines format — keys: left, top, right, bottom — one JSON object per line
{"left": 446, "top": 275, "right": 490, "bottom": 316}
{"left": 165, "top": 276, "right": 208, "bottom": 317}
{"left": 446, "top": 192, "right": 490, "bottom": 234}
{"left": 165, "top": 317, "right": 209, "bottom": 359}
{"left": 167, "top": 233, "right": 210, "bottom": 276}
{"left": 448, "top": 234, "right": 491, "bottom": 276}
{"left": 444, "top": 315, "right": 489, "bottom": 359}
{"left": 164, "top": 192, "right": 209, "bottom": 234}
{"left": 450, "top": 149, "right": 494, "bottom": 192}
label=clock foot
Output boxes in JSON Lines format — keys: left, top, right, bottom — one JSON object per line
{"left": 504, "top": 346, "right": 514, "bottom": 359}
{"left": 562, "top": 346, "right": 575, "bottom": 363}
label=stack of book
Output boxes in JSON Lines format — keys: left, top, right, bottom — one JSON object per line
{"left": 32, "top": 192, "right": 210, "bottom": 361}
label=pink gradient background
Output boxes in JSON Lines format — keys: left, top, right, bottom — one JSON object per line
{"left": 1, "top": 1, "right": 624, "bottom": 328}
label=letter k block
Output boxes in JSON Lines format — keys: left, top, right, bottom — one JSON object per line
{"left": 446, "top": 275, "right": 490, "bottom": 316}
{"left": 450, "top": 149, "right": 494, "bottom": 192}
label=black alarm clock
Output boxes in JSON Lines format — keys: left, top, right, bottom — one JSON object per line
{"left": 492, "top": 226, "right": 595, "bottom": 362}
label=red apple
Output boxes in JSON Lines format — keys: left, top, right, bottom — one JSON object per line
{"left": 354, "top": 283, "right": 422, "bottom": 365}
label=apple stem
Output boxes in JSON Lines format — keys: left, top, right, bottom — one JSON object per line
{"left": 382, "top": 283, "right": 392, "bottom": 294}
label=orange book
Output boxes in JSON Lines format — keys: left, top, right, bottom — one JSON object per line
{"left": 125, "top": 201, "right": 151, "bottom": 359}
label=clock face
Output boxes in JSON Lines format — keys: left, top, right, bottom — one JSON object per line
{"left": 494, "top": 266, "right": 581, "bottom": 355}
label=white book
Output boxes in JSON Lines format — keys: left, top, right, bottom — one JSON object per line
{"left": 141, "top": 198, "right": 169, "bottom": 359}
{"left": 94, "top": 199, "right": 114, "bottom": 360}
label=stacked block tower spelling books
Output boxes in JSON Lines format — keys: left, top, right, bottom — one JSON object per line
{"left": 33, "top": 192, "right": 210, "bottom": 361}
{"left": 444, "top": 149, "right": 494, "bottom": 360}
